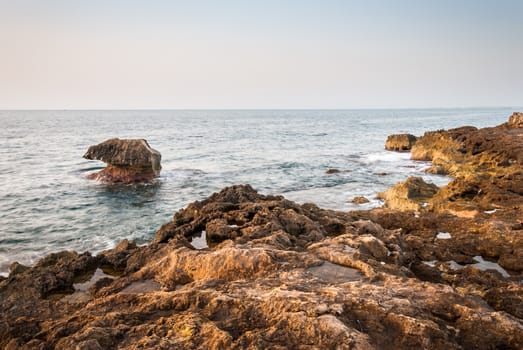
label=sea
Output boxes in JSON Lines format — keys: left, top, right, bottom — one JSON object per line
{"left": 0, "top": 108, "right": 515, "bottom": 275}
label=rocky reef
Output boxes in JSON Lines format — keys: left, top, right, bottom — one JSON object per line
{"left": 83, "top": 138, "right": 161, "bottom": 183}
{"left": 1, "top": 115, "right": 522, "bottom": 349}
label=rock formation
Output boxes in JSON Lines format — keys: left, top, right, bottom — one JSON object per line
{"left": 408, "top": 117, "right": 523, "bottom": 215}
{"left": 377, "top": 177, "right": 438, "bottom": 211}
{"left": 83, "top": 138, "right": 161, "bottom": 183}
{"left": 385, "top": 133, "right": 417, "bottom": 151}
{"left": 351, "top": 196, "right": 370, "bottom": 204}
{"left": 1, "top": 115, "right": 522, "bottom": 349}
{"left": 508, "top": 112, "right": 523, "bottom": 128}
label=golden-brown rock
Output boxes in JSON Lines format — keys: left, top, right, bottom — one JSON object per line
{"left": 1, "top": 184, "right": 521, "bottom": 349}
{"left": 377, "top": 177, "right": 438, "bottom": 211}
{"left": 83, "top": 138, "right": 161, "bottom": 183}
{"left": 385, "top": 133, "right": 418, "bottom": 151}
{"left": 508, "top": 112, "right": 523, "bottom": 128}
{"left": 351, "top": 196, "right": 370, "bottom": 204}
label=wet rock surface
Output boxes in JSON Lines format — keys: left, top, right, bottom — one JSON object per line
{"left": 1, "top": 115, "right": 522, "bottom": 349}
{"left": 351, "top": 196, "right": 370, "bottom": 204}
{"left": 83, "top": 138, "right": 161, "bottom": 183}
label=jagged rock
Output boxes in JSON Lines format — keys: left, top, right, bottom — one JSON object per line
{"left": 508, "top": 112, "right": 523, "bottom": 128}
{"left": 409, "top": 114, "right": 523, "bottom": 213}
{"left": 1, "top": 184, "right": 521, "bottom": 349}
{"left": 385, "top": 133, "right": 418, "bottom": 151}
{"left": 83, "top": 138, "right": 161, "bottom": 183}
{"left": 377, "top": 177, "right": 438, "bottom": 211}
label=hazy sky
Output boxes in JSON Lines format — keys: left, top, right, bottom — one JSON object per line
{"left": 1, "top": 0, "right": 522, "bottom": 109}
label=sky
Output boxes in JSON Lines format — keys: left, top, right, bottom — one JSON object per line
{"left": 0, "top": 0, "right": 522, "bottom": 109}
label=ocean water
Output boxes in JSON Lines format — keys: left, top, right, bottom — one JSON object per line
{"left": 0, "top": 108, "right": 514, "bottom": 275}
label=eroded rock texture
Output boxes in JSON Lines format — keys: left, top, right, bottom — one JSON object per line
{"left": 407, "top": 115, "right": 523, "bottom": 216}
{"left": 1, "top": 184, "right": 522, "bottom": 349}
{"left": 377, "top": 177, "right": 438, "bottom": 211}
{"left": 1, "top": 115, "right": 522, "bottom": 349}
{"left": 508, "top": 112, "right": 523, "bottom": 128}
{"left": 385, "top": 133, "right": 418, "bottom": 151}
{"left": 83, "top": 138, "right": 161, "bottom": 183}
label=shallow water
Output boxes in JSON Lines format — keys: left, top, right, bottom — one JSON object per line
{"left": 0, "top": 108, "right": 513, "bottom": 275}
{"left": 307, "top": 261, "right": 362, "bottom": 283}
{"left": 190, "top": 231, "right": 209, "bottom": 250}
{"left": 57, "top": 268, "right": 115, "bottom": 303}
{"left": 121, "top": 280, "right": 162, "bottom": 294}
{"left": 425, "top": 257, "right": 513, "bottom": 279}
{"left": 436, "top": 232, "right": 452, "bottom": 240}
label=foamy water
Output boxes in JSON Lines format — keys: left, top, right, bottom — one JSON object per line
{"left": 0, "top": 108, "right": 513, "bottom": 275}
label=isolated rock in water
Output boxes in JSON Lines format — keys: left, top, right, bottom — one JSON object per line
{"left": 508, "top": 112, "right": 523, "bottom": 128}
{"left": 325, "top": 168, "right": 351, "bottom": 174}
{"left": 377, "top": 176, "right": 438, "bottom": 211}
{"left": 83, "top": 138, "right": 161, "bottom": 183}
{"left": 351, "top": 196, "right": 370, "bottom": 204}
{"left": 385, "top": 133, "right": 417, "bottom": 151}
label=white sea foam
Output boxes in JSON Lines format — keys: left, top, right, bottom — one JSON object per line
{"left": 0, "top": 255, "right": 10, "bottom": 277}
{"left": 365, "top": 152, "right": 410, "bottom": 163}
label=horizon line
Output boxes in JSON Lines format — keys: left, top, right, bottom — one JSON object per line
{"left": 1, "top": 106, "right": 522, "bottom": 112}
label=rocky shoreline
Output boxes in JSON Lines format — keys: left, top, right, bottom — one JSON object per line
{"left": 1, "top": 114, "right": 522, "bottom": 349}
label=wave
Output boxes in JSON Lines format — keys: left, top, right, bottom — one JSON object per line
{"left": 364, "top": 152, "right": 411, "bottom": 163}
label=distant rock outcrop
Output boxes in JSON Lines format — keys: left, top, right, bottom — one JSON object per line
{"left": 83, "top": 138, "right": 161, "bottom": 183}
{"left": 385, "top": 134, "right": 417, "bottom": 151}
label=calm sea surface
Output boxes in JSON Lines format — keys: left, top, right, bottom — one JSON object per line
{"left": 0, "top": 109, "right": 514, "bottom": 274}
